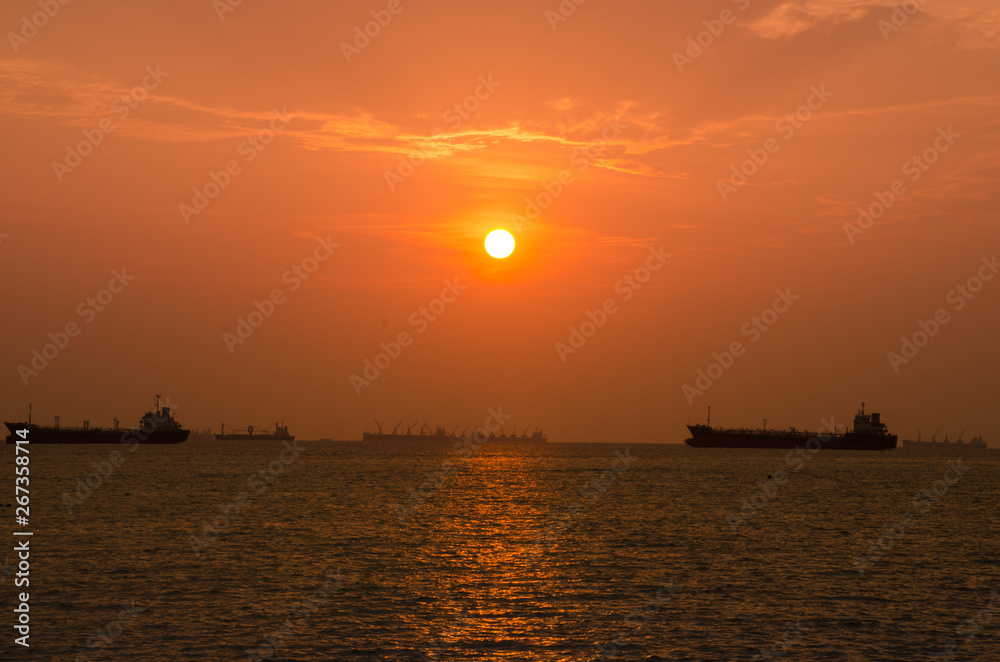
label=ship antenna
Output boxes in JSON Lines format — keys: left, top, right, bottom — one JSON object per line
{"left": 707, "top": 406, "right": 711, "bottom": 427}
{"left": 28, "top": 403, "right": 31, "bottom": 425}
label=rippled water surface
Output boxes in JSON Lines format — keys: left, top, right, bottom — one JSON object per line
{"left": 8, "top": 441, "right": 1000, "bottom": 660}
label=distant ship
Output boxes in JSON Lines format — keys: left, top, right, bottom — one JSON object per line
{"left": 486, "top": 428, "right": 548, "bottom": 443}
{"left": 214, "top": 421, "right": 294, "bottom": 441}
{"left": 362, "top": 421, "right": 547, "bottom": 443}
{"left": 363, "top": 421, "right": 458, "bottom": 442}
{"left": 902, "top": 431, "right": 987, "bottom": 449}
{"left": 685, "top": 403, "right": 897, "bottom": 450}
{"left": 4, "top": 396, "right": 189, "bottom": 444}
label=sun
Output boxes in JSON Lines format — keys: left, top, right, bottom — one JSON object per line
{"left": 484, "top": 229, "right": 515, "bottom": 259}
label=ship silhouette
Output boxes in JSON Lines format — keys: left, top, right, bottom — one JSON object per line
{"left": 362, "top": 420, "right": 547, "bottom": 443}
{"left": 4, "top": 395, "right": 189, "bottom": 444}
{"left": 685, "top": 403, "right": 896, "bottom": 450}
{"left": 214, "top": 421, "right": 294, "bottom": 441}
{"left": 902, "top": 429, "right": 987, "bottom": 448}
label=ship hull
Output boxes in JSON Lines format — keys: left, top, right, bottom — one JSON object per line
{"left": 685, "top": 425, "right": 896, "bottom": 450}
{"left": 213, "top": 434, "right": 295, "bottom": 441}
{"left": 5, "top": 422, "right": 189, "bottom": 444}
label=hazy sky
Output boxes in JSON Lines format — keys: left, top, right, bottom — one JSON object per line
{"left": 1, "top": 0, "right": 998, "bottom": 442}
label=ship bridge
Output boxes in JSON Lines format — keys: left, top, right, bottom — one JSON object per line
{"left": 853, "top": 402, "right": 889, "bottom": 435}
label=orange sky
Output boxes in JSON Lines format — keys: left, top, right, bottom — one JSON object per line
{"left": 1, "top": 0, "right": 998, "bottom": 442}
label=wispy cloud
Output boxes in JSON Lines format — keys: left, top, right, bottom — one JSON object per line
{"left": 744, "top": 0, "right": 1000, "bottom": 46}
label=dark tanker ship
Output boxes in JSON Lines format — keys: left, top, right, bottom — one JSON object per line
{"left": 685, "top": 403, "right": 897, "bottom": 450}
{"left": 4, "top": 396, "right": 189, "bottom": 444}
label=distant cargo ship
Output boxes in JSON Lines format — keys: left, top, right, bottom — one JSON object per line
{"left": 362, "top": 421, "right": 547, "bottom": 443}
{"left": 487, "top": 428, "right": 548, "bottom": 443}
{"left": 902, "top": 432, "right": 987, "bottom": 449}
{"left": 685, "top": 403, "right": 897, "bottom": 450}
{"left": 4, "top": 396, "right": 189, "bottom": 444}
{"left": 214, "top": 421, "right": 294, "bottom": 441}
{"left": 363, "top": 421, "right": 455, "bottom": 442}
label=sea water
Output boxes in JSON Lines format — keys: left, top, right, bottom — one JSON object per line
{"left": 8, "top": 441, "right": 999, "bottom": 660}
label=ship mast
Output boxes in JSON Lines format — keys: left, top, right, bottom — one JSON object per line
{"left": 707, "top": 406, "right": 711, "bottom": 427}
